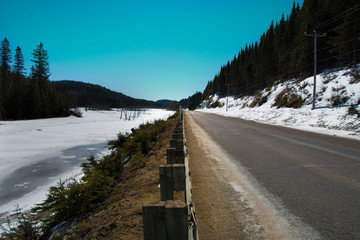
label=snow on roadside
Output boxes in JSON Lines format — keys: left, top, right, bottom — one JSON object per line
{"left": 197, "top": 67, "right": 360, "bottom": 140}
{"left": 0, "top": 109, "right": 174, "bottom": 214}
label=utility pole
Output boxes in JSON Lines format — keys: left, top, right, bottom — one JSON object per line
{"left": 225, "top": 83, "right": 230, "bottom": 111}
{"left": 304, "top": 30, "right": 326, "bottom": 110}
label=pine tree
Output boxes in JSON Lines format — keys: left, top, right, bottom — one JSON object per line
{"left": 0, "top": 38, "right": 12, "bottom": 119}
{"left": 4, "top": 46, "right": 27, "bottom": 119}
{"left": 0, "top": 38, "right": 12, "bottom": 75}
{"left": 31, "top": 42, "right": 50, "bottom": 90}
{"left": 14, "top": 46, "right": 26, "bottom": 75}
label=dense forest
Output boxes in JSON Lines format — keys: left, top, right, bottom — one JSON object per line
{"left": 53, "top": 80, "right": 169, "bottom": 109}
{"left": 0, "top": 39, "right": 70, "bottom": 120}
{"left": 185, "top": 0, "right": 360, "bottom": 110}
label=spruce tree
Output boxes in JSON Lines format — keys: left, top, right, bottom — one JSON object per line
{"left": 0, "top": 38, "right": 12, "bottom": 75}
{"left": 14, "top": 46, "right": 26, "bottom": 75}
{"left": 0, "top": 38, "right": 12, "bottom": 119}
{"left": 30, "top": 43, "right": 51, "bottom": 118}
{"left": 6, "top": 47, "right": 26, "bottom": 119}
{"left": 31, "top": 42, "right": 50, "bottom": 90}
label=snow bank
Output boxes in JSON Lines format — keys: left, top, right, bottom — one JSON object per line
{"left": 198, "top": 67, "right": 360, "bottom": 140}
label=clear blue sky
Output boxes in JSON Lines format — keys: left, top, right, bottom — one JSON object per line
{"left": 0, "top": 0, "right": 303, "bottom": 101}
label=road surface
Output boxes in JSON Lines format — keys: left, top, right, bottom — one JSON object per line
{"left": 186, "top": 111, "right": 360, "bottom": 239}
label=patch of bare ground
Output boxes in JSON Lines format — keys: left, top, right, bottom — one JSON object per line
{"left": 63, "top": 118, "right": 178, "bottom": 240}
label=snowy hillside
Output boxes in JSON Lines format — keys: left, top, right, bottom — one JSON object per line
{"left": 197, "top": 67, "right": 360, "bottom": 140}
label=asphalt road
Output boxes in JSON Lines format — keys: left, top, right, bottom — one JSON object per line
{"left": 188, "top": 111, "right": 360, "bottom": 240}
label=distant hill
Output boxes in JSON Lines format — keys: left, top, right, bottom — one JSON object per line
{"left": 156, "top": 99, "right": 173, "bottom": 106}
{"left": 52, "top": 80, "right": 166, "bottom": 109}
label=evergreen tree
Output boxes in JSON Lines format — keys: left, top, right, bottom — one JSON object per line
{"left": 14, "top": 46, "right": 26, "bottom": 75}
{"left": 31, "top": 42, "right": 50, "bottom": 90}
{"left": 5, "top": 46, "right": 27, "bottom": 119}
{"left": 0, "top": 38, "right": 12, "bottom": 75}
{"left": 0, "top": 38, "right": 12, "bottom": 119}
{"left": 187, "top": 92, "right": 203, "bottom": 110}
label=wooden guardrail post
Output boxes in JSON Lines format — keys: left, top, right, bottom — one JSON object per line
{"left": 167, "top": 148, "right": 184, "bottom": 164}
{"left": 165, "top": 200, "right": 188, "bottom": 240}
{"left": 170, "top": 139, "right": 177, "bottom": 149}
{"left": 174, "top": 127, "right": 183, "bottom": 134}
{"left": 167, "top": 148, "right": 176, "bottom": 164}
{"left": 170, "top": 139, "right": 183, "bottom": 151}
{"left": 143, "top": 200, "right": 187, "bottom": 240}
{"left": 175, "top": 150, "right": 184, "bottom": 164}
{"left": 143, "top": 201, "right": 166, "bottom": 240}
{"left": 172, "top": 133, "right": 184, "bottom": 140}
{"left": 160, "top": 164, "right": 185, "bottom": 201}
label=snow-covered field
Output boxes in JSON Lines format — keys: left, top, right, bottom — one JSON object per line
{"left": 198, "top": 67, "right": 360, "bottom": 140}
{"left": 0, "top": 108, "right": 174, "bottom": 216}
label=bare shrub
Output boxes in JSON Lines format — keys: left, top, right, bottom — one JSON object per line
{"left": 210, "top": 101, "right": 220, "bottom": 108}
{"left": 249, "top": 92, "right": 261, "bottom": 108}
{"left": 350, "top": 71, "right": 360, "bottom": 84}
{"left": 273, "top": 88, "right": 304, "bottom": 109}
{"left": 348, "top": 104, "right": 360, "bottom": 117}
{"left": 331, "top": 94, "right": 350, "bottom": 107}
{"left": 323, "top": 72, "right": 338, "bottom": 84}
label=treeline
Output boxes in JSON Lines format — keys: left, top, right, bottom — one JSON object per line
{"left": 52, "top": 80, "right": 167, "bottom": 109}
{"left": 189, "top": 0, "right": 360, "bottom": 109}
{"left": 179, "top": 92, "right": 202, "bottom": 110}
{"left": 0, "top": 38, "right": 70, "bottom": 120}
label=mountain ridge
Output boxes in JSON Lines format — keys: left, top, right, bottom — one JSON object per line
{"left": 52, "top": 80, "right": 169, "bottom": 109}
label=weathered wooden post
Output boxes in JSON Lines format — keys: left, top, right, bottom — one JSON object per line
{"left": 167, "top": 148, "right": 184, "bottom": 164}
{"left": 143, "top": 200, "right": 187, "bottom": 240}
{"left": 170, "top": 139, "right": 183, "bottom": 150}
{"left": 174, "top": 127, "right": 183, "bottom": 134}
{"left": 172, "top": 133, "right": 184, "bottom": 140}
{"left": 165, "top": 200, "right": 188, "bottom": 240}
{"left": 160, "top": 164, "right": 186, "bottom": 201}
{"left": 143, "top": 201, "right": 166, "bottom": 240}
{"left": 175, "top": 150, "right": 184, "bottom": 164}
{"left": 170, "top": 139, "right": 177, "bottom": 149}
{"left": 167, "top": 148, "right": 176, "bottom": 164}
